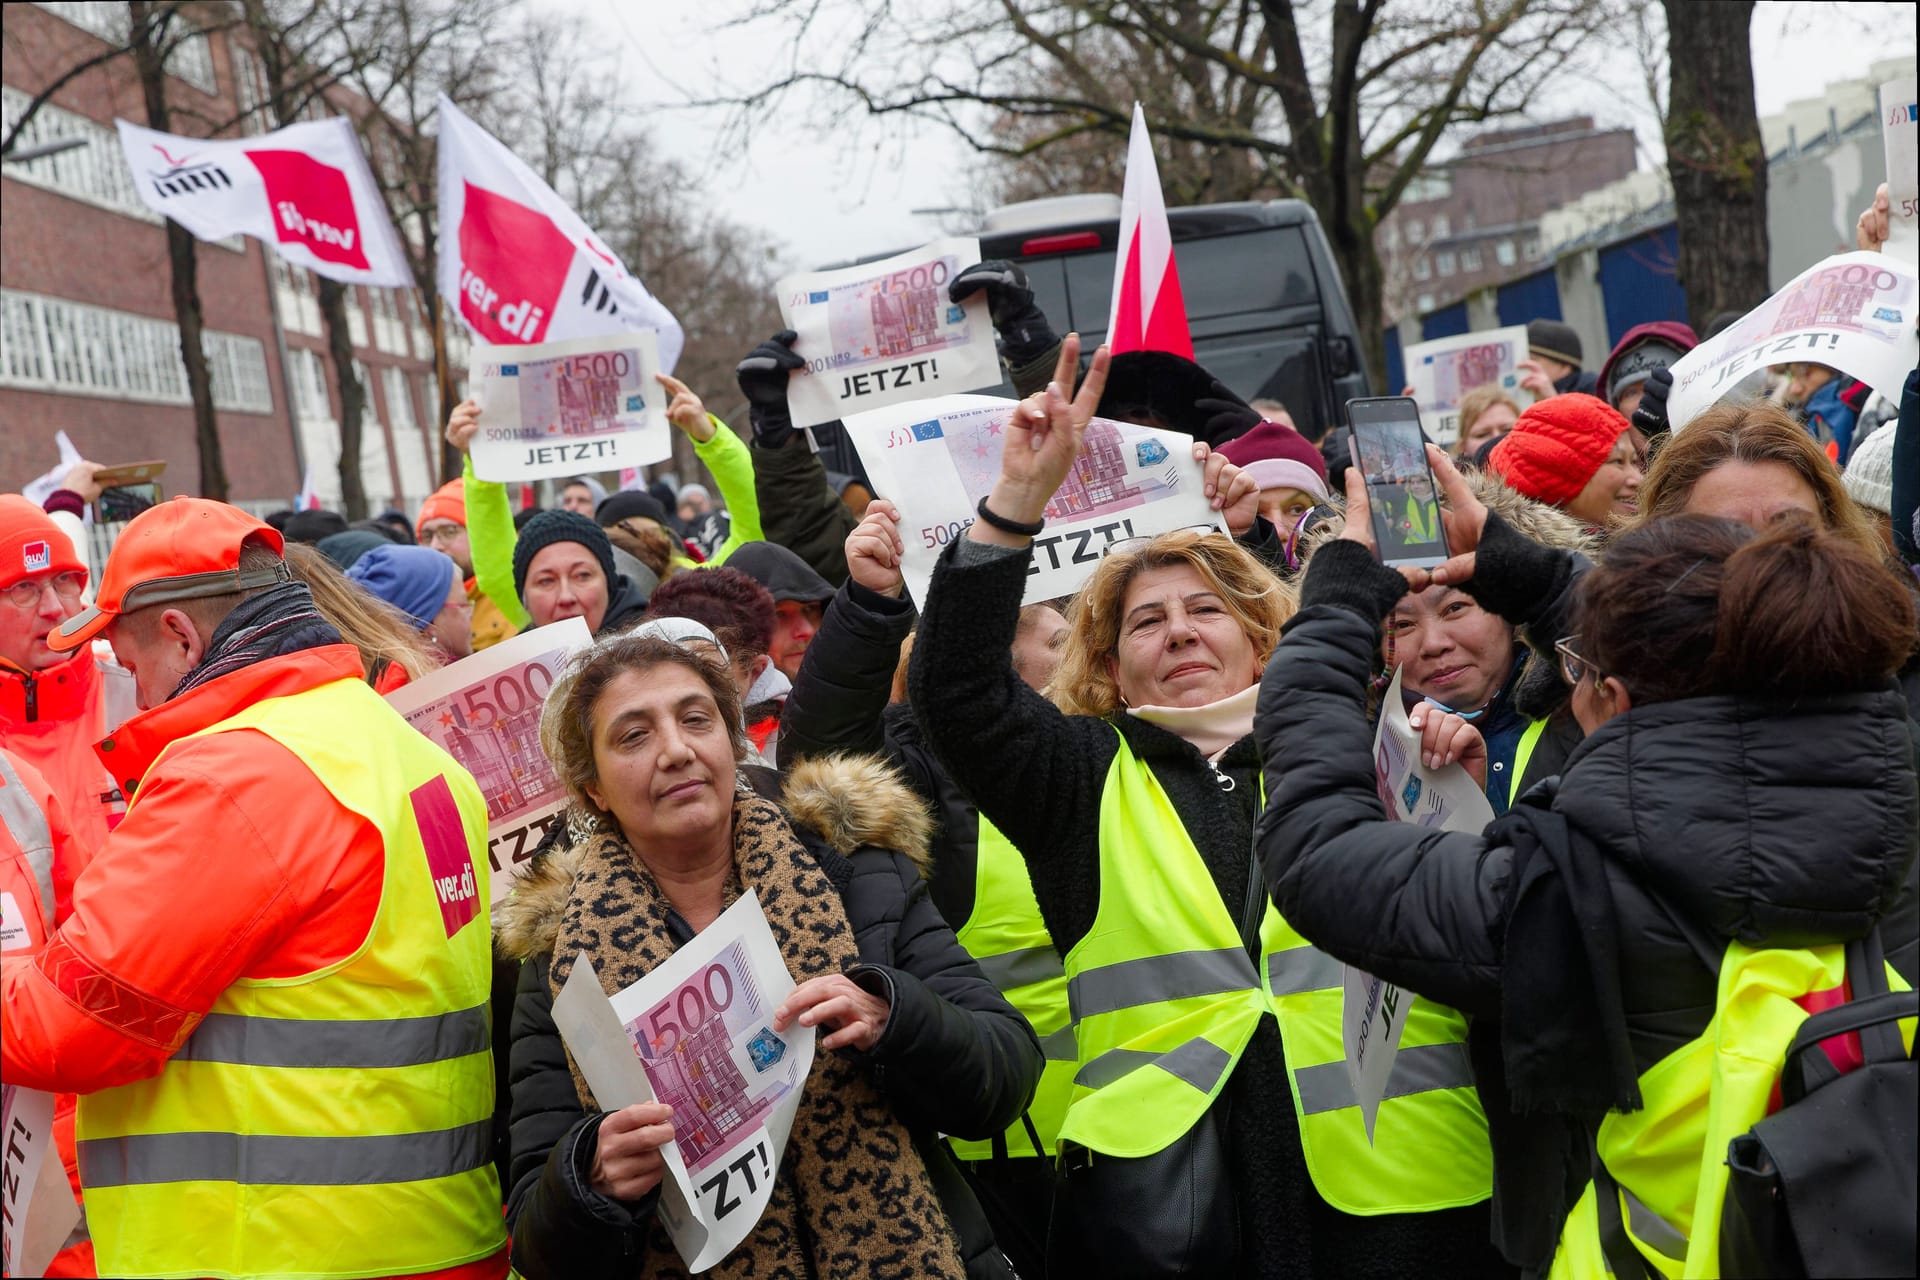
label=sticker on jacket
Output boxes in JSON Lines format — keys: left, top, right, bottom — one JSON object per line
{"left": 412, "top": 775, "right": 480, "bottom": 937}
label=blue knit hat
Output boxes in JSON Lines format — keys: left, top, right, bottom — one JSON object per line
{"left": 348, "top": 544, "right": 460, "bottom": 630}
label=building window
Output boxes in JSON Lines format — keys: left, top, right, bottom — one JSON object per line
{"left": 34, "top": 5, "right": 214, "bottom": 94}
{"left": 0, "top": 289, "right": 271, "bottom": 413}
{"left": 1431, "top": 215, "right": 1450, "bottom": 241}
{"left": 1496, "top": 239, "right": 1518, "bottom": 267}
{"left": 1436, "top": 251, "right": 1457, "bottom": 278}
{"left": 273, "top": 261, "right": 323, "bottom": 336}
{"left": 231, "top": 42, "right": 268, "bottom": 134}
{"left": 1402, "top": 172, "right": 1452, "bottom": 203}
{"left": 1412, "top": 256, "right": 1432, "bottom": 282}
{"left": 2, "top": 88, "right": 158, "bottom": 224}
{"left": 385, "top": 366, "right": 434, "bottom": 502}
{"left": 1406, "top": 219, "right": 1424, "bottom": 244}
{"left": 353, "top": 359, "right": 394, "bottom": 510}
{"left": 1416, "top": 293, "right": 1436, "bottom": 314}
{"left": 289, "top": 347, "right": 334, "bottom": 422}
{"left": 368, "top": 289, "right": 406, "bottom": 354}
{"left": 1461, "top": 247, "right": 1483, "bottom": 272}
{"left": 165, "top": 28, "right": 217, "bottom": 95}
{"left": 348, "top": 290, "right": 370, "bottom": 348}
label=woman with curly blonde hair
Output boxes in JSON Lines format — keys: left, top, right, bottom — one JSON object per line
{"left": 908, "top": 336, "right": 1506, "bottom": 1278}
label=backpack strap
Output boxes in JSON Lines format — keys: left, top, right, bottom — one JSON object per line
{"left": 1590, "top": 1153, "right": 1658, "bottom": 1280}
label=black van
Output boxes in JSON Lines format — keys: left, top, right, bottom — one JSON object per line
{"left": 808, "top": 195, "right": 1370, "bottom": 477}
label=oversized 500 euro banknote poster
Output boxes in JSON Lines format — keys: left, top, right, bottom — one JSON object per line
{"left": 552, "top": 893, "right": 811, "bottom": 1273}
{"left": 1881, "top": 76, "right": 1918, "bottom": 267}
{"left": 1346, "top": 667, "right": 1494, "bottom": 1143}
{"left": 3, "top": 1083, "right": 76, "bottom": 1278}
{"left": 387, "top": 617, "right": 591, "bottom": 901}
{"left": 1403, "top": 325, "right": 1528, "bottom": 446}
{"left": 1668, "top": 251, "right": 1920, "bottom": 430}
{"left": 778, "top": 237, "right": 999, "bottom": 428}
{"left": 470, "top": 330, "right": 668, "bottom": 481}
{"left": 844, "top": 394, "right": 1220, "bottom": 607}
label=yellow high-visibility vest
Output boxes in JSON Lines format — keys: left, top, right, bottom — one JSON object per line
{"left": 1549, "top": 943, "right": 1915, "bottom": 1279}
{"left": 77, "top": 675, "right": 506, "bottom": 1279}
{"left": 948, "top": 816, "right": 1075, "bottom": 1161}
{"left": 1060, "top": 730, "right": 1492, "bottom": 1214}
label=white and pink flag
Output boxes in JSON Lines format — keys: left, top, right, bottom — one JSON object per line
{"left": 1106, "top": 103, "right": 1193, "bottom": 359}
{"left": 434, "top": 96, "right": 683, "bottom": 371}
{"left": 116, "top": 116, "right": 412, "bottom": 287}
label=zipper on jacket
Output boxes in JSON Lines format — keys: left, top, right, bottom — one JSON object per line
{"left": 23, "top": 672, "right": 37, "bottom": 722}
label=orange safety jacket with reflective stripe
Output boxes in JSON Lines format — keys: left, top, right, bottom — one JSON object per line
{"left": 0, "top": 648, "right": 126, "bottom": 869}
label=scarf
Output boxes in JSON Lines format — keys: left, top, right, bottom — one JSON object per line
{"left": 1126, "top": 683, "right": 1258, "bottom": 761}
{"left": 169, "top": 581, "right": 340, "bottom": 700}
{"left": 548, "top": 792, "right": 965, "bottom": 1280}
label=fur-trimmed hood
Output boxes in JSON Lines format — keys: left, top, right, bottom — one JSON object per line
{"left": 494, "top": 753, "right": 935, "bottom": 962}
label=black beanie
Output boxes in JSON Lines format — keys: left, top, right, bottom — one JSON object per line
{"left": 513, "top": 510, "right": 618, "bottom": 600}
{"left": 596, "top": 490, "right": 672, "bottom": 528}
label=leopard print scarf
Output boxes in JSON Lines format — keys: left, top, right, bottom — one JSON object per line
{"left": 548, "top": 790, "right": 966, "bottom": 1280}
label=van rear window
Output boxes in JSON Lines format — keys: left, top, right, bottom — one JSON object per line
{"left": 1052, "top": 226, "right": 1319, "bottom": 334}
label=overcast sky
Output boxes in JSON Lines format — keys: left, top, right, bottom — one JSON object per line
{"left": 573, "top": 1, "right": 1916, "bottom": 273}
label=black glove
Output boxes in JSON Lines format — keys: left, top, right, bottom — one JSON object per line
{"left": 1631, "top": 365, "right": 1673, "bottom": 437}
{"left": 948, "top": 260, "right": 1057, "bottom": 366}
{"left": 735, "top": 330, "right": 808, "bottom": 448}
{"left": 1194, "top": 393, "right": 1263, "bottom": 446}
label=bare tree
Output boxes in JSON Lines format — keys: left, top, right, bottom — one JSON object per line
{"left": 712, "top": 0, "right": 1621, "bottom": 387}
{"left": 127, "top": 0, "right": 228, "bottom": 501}
{"left": 1662, "top": 0, "right": 1767, "bottom": 331}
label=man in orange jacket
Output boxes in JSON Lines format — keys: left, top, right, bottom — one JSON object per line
{"left": 0, "top": 495, "right": 131, "bottom": 860}
{"left": 0, "top": 747, "right": 93, "bottom": 1275}
{"left": 2, "top": 499, "right": 507, "bottom": 1280}
{"left": 417, "top": 480, "right": 518, "bottom": 651}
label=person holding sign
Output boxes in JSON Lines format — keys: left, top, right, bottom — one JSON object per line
{"left": 1, "top": 499, "right": 507, "bottom": 1279}
{"left": 496, "top": 635, "right": 1039, "bottom": 1279}
{"left": 907, "top": 336, "right": 1503, "bottom": 1277}
{"left": 1255, "top": 453, "right": 1919, "bottom": 1275}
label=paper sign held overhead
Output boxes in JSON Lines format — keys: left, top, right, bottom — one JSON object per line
{"left": 1880, "top": 76, "right": 1918, "bottom": 267}
{"left": 1402, "top": 326, "right": 1530, "bottom": 446}
{"left": 468, "top": 330, "right": 670, "bottom": 481}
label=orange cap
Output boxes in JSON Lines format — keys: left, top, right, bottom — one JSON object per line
{"left": 416, "top": 480, "right": 466, "bottom": 535}
{"left": 48, "top": 498, "right": 288, "bottom": 653}
{"left": 0, "top": 495, "right": 87, "bottom": 590}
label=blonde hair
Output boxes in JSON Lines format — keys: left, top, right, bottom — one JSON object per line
{"left": 1635, "top": 401, "right": 1884, "bottom": 561}
{"left": 284, "top": 543, "right": 442, "bottom": 685}
{"left": 1048, "top": 529, "right": 1295, "bottom": 717}
{"left": 1454, "top": 386, "right": 1522, "bottom": 455}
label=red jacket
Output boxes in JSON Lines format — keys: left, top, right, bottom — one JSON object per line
{"left": 1, "top": 644, "right": 503, "bottom": 1280}
{"left": 0, "top": 647, "right": 128, "bottom": 871}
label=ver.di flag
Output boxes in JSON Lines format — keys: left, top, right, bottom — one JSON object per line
{"left": 435, "top": 96, "right": 684, "bottom": 371}
{"left": 1106, "top": 103, "right": 1193, "bottom": 359}
{"left": 115, "top": 116, "right": 412, "bottom": 287}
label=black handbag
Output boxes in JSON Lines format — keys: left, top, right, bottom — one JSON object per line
{"left": 1044, "top": 830, "right": 1266, "bottom": 1278}
{"left": 1719, "top": 929, "right": 1918, "bottom": 1279}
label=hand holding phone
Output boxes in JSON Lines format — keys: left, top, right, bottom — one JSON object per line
{"left": 1344, "top": 397, "right": 1450, "bottom": 569}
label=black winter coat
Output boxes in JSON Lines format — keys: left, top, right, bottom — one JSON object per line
{"left": 495, "top": 756, "right": 1041, "bottom": 1280}
{"left": 778, "top": 577, "right": 987, "bottom": 927}
{"left": 1256, "top": 543, "right": 1920, "bottom": 1267}
{"left": 748, "top": 436, "right": 860, "bottom": 587}
{"left": 907, "top": 538, "right": 1509, "bottom": 1279}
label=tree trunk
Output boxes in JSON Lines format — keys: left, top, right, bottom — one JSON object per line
{"left": 317, "top": 279, "right": 368, "bottom": 519}
{"left": 1663, "top": 0, "right": 1769, "bottom": 332}
{"left": 130, "top": 2, "right": 227, "bottom": 500}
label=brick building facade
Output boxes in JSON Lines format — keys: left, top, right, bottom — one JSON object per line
{"left": 2, "top": 1, "right": 461, "bottom": 516}
{"left": 1377, "top": 117, "right": 1638, "bottom": 323}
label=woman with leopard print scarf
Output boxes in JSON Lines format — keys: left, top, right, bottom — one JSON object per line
{"left": 498, "top": 634, "right": 1042, "bottom": 1280}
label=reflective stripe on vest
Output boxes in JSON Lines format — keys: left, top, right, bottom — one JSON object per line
{"left": 1548, "top": 943, "right": 1918, "bottom": 1278}
{"left": 949, "top": 815, "right": 1076, "bottom": 1161}
{"left": 0, "top": 751, "right": 57, "bottom": 939}
{"left": 76, "top": 676, "right": 506, "bottom": 1279}
{"left": 1061, "top": 729, "right": 1491, "bottom": 1214}
{"left": 1508, "top": 718, "right": 1549, "bottom": 807}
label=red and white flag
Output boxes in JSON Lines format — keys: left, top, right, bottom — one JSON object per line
{"left": 1106, "top": 104, "right": 1193, "bottom": 359}
{"left": 116, "top": 117, "right": 412, "bottom": 287}
{"left": 295, "top": 464, "right": 322, "bottom": 511}
{"left": 434, "top": 96, "right": 683, "bottom": 371}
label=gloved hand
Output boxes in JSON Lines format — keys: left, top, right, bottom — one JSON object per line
{"left": 948, "top": 260, "right": 1058, "bottom": 366}
{"left": 1194, "top": 391, "right": 1263, "bottom": 446}
{"left": 735, "top": 330, "right": 808, "bottom": 448}
{"left": 1632, "top": 365, "right": 1673, "bottom": 436}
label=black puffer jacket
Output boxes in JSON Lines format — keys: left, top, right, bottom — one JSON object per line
{"left": 1255, "top": 542, "right": 1920, "bottom": 1267}
{"left": 496, "top": 756, "right": 1040, "bottom": 1280}
{"left": 778, "top": 578, "right": 988, "bottom": 926}
{"left": 908, "top": 539, "right": 1509, "bottom": 1279}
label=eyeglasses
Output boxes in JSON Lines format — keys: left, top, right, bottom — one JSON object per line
{"left": 3, "top": 571, "right": 86, "bottom": 609}
{"left": 1102, "top": 524, "right": 1227, "bottom": 558}
{"left": 1554, "top": 634, "right": 1600, "bottom": 688}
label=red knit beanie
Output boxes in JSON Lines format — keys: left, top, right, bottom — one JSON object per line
{"left": 1488, "top": 394, "right": 1630, "bottom": 507}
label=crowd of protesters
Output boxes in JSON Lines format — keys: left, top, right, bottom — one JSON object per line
{"left": 2, "top": 182, "right": 1916, "bottom": 1280}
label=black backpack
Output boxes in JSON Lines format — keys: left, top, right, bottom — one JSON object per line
{"left": 1720, "top": 930, "right": 1918, "bottom": 1278}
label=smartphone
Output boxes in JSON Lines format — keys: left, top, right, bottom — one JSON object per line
{"left": 1345, "top": 397, "right": 1450, "bottom": 569}
{"left": 97, "top": 481, "right": 161, "bottom": 524}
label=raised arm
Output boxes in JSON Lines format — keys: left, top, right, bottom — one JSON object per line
{"left": 736, "top": 331, "right": 859, "bottom": 583}
{"left": 448, "top": 401, "right": 533, "bottom": 629}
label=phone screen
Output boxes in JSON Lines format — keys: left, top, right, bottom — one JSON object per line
{"left": 97, "top": 483, "right": 160, "bottom": 524}
{"left": 1345, "top": 397, "right": 1449, "bottom": 568}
